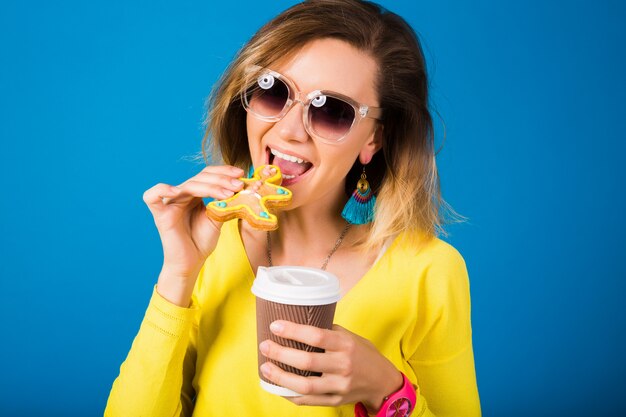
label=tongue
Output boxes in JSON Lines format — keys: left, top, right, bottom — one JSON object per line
{"left": 273, "top": 158, "right": 312, "bottom": 177}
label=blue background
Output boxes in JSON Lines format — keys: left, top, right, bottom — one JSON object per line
{"left": 1, "top": 0, "right": 624, "bottom": 415}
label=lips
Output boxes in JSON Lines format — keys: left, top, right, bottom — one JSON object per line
{"left": 268, "top": 147, "right": 313, "bottom": 182}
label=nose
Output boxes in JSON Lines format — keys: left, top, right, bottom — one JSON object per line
{"left": 275, "top": 99, "right": 309, "bottom": 143}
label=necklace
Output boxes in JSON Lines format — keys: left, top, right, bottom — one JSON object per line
{"left": 266, "top": 222, "right": 352, "bottom": 271}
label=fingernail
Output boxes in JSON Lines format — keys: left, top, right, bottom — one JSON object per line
{"left": 222, "top": 190, "right": 234, "bottom": 197}
{"left": 260, "top": 363, "right": 270, "bottom": 377}
{"left": 231, "top": 179, "right": 243, "bottom": 187}
{"left": 259, "top": 341, "right": 269, "bottom": 355}
{"left": 270, "top": 321, "right": 283, "bottom": 333}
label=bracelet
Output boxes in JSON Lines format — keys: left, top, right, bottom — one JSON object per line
{"left": 354, "top": 372, "right": 417, "bottom": 417}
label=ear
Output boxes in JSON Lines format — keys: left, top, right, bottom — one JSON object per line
{"left": 359, "top": 124, "right": 383, "bottom": 165}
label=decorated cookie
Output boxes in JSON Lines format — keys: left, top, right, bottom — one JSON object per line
{"left": 206, "top": 165, "right": 292, "bottom": 230}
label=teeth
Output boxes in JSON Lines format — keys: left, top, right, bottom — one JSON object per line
{"left": 270, "top": 148, "right": 308, "bottom": 164}
{"left": 282, "top": 174, "right": 295, "bottom": 179}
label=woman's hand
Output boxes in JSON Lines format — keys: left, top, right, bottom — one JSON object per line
{"left": 258, "top": 321, "right": 404, "bottom": 412}
{"left": 142, "top": 165, "right": 244, "bottom": 305}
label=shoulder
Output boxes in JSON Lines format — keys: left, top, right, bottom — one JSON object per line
{"left": 383, "top": 232, "right": 471, "bottom": 305}
{"left": 389, "top": 232, "right": 468, "bottom": 281}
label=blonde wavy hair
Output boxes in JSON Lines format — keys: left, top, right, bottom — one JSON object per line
{"left": 201, "top": 0, "right": 464, "bottom": 250}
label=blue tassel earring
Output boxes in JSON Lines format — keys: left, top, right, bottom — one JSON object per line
{"left": 341, "top": 167, "right": 376, "bottom": 225}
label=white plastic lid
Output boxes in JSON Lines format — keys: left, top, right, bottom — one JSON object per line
{"left": 251, "top": 266, "right": 341, "bottom": 306}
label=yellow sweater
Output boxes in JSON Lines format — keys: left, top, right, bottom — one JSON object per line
{"left": 106, "top": 220, "right": 481, "bottom": 416}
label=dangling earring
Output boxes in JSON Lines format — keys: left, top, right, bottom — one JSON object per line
{"left": 341, "top": 167, "right": 376, "bottom": 225}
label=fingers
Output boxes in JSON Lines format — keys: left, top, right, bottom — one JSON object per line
{"left": 143, "top": 183, "right": 182, "bottom": 207}
{"left": 258, "top": 323, "right": 354, "bottom": 396}
{"left": 261, "top": 165, "right": 275, "bottom": 177}
{"left": 268, "top": 320, "right": 351, "bottom": 352}
{"left": 259, "top": 340, "right": 347, "bottom": 375}
{"left": 175, "top": 178, "right": 241, "bottom": 201}
{"left": 172, "top": 166, "right": 245, "bottom": 202}
{"left": 288, "top": 394, "right": 344, "bottom": 407}
{"left": 143, "top": 165, "right": 245, "bottom": 208}
{"left": 259, "top": 361, "right": 349, "bottom": 398}
{"left": 258, "top": 322, "right": 380, "bottom": 407}
{"left": 259, "top": 361, "right": 323, "bottom": 396}
{"left": 194, "top": 171, "right": 246, "bottom": 190}
{"left": 200, "top": 165, "right": 245, "bottom": 177}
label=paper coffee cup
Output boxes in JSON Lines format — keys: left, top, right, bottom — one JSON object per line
{"left": 251, "top": 266, "right": 341, "bottom": 397}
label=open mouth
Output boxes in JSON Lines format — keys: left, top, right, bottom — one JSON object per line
{"left": 267, "top": 147, "right": 313, "bottom": 184}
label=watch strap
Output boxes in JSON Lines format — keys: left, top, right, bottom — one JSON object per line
{"left": 354, "top": 372, "right": 417, "bottom": 417}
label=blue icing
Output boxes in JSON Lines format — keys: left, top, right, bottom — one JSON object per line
{"left": 277, "top": 188, "right": 287, "bottom": 195}
{"left": 216, "top": 201, "right": 227, "bottom": 208}
{"left": 259, "top": 211, "right": 269, "bottom": 219}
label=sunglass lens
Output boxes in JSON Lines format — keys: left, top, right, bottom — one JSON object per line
{"left": 309, "top": 95, "right": 355, "bottom": 141}
{"left": 245, "top": 73, "right": 289, "bottom": 118}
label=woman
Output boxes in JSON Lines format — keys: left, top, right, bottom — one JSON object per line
{"left": 106, "top": 1, "right": 481, "bottom": 416}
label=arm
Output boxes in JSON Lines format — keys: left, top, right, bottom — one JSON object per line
{"left": 104, "top": 285, "right": 199, "bottom": 417}
{"left": 405, "top": 250, "right": 481, "bottom": 417}
{"left": 408, "top": 345, "right": 480, "bottom": 417}
{"left": 104, "top": 165, "right": 243, "bottom": 416}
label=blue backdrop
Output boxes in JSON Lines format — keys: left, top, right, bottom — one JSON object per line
{"left": 1, "top": 0, "right": 624, "bottom": 415}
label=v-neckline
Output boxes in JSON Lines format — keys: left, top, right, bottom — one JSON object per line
{"left": 230, "top": 219, "right": 401, "bottom": 305}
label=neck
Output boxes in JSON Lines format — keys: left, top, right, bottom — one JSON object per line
{"left": 282, "top": 179, "right": 348, "bottom": 236}
{"left": 269, "top": 186, "right": 352, "bottom": 266}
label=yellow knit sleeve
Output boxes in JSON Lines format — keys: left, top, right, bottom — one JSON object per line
{"left": 405, "top": 241, "right": 482, "bottom": 417}
{"left": 104, "top": 285, "right": 200, "bottom": 417}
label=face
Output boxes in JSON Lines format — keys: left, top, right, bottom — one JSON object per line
{"left": 246, "top": 38, "right": 381, "bottom": 210}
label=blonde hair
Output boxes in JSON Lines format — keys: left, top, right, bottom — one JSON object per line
{"left": 202, "top": 0, "right": 464, "bottom": 249}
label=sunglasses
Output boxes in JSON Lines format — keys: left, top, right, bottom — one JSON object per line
{"left": 241, "top": 65, "right": 383, "bottom": 143}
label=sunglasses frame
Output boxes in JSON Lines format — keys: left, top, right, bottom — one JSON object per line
{"left": 241, "top": 65, "right": 383, "bottom": 144}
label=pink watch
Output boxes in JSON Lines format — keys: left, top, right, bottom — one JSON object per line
{"left": 354, "top": 373, "right": 417, "bottom": 417}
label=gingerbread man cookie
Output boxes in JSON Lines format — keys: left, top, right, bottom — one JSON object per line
{"left": 206, "top": 165, "right": 292, "bottom": 230}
